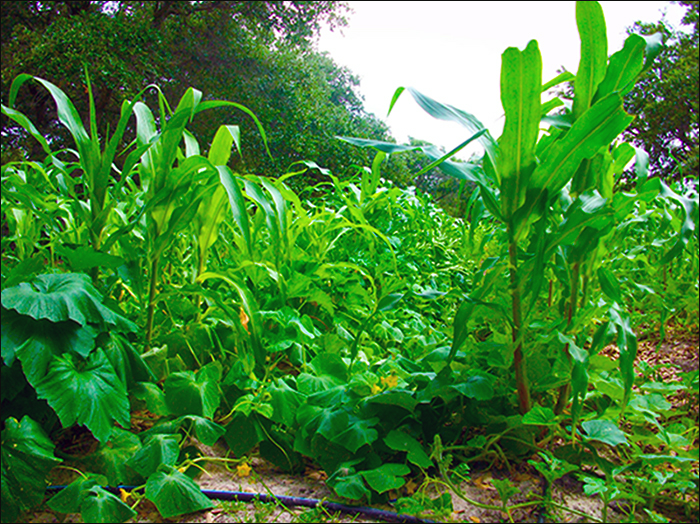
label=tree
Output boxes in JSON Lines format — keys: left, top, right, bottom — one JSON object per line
{"left": 623, "top": 1, "right": 699, "bottom": 183}
{"left": 2, "top": 1, "right": 393, "bottom": 179}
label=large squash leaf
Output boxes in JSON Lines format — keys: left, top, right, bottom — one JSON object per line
{"left": 1, "top": 273, "right": 136, "bottom": 332}
{"left": 163, "top": 363, "right": 221, "bottom": 418}
{"left": 33, "top": 349, "right": 130, "bottom": 444}
{"left": 1, "top": 416, "right": 62, "bottom": 523}
{"left": 145, "top": 464, "right": 213, "bottom": 518}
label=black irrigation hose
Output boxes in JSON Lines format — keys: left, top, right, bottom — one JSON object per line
{"left": 46, "top": 485, "right": 435, "bottom": 524}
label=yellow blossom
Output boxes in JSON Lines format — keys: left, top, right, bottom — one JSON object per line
{"left": 371, "top": 383, "right": 382, "bottom": 395}
{"left": 119, "top": 488, "right": 131, "bottom": 503}
{"left": 237, "top": 462, "right": 252, "bottom": 477}
{"left": 381, "top": 375, "right": 398, "bottom": 389}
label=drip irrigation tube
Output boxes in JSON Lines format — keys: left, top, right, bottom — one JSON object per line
{"left": 46, "top": 485, "right": 435, "bottom": 524}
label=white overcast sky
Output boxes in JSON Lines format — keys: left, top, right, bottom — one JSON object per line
{"left": 316, "top": 1, "right": 687, "bottom": 158}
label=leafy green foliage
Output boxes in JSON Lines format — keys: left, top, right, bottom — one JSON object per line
{"left": 0, "top": 2, "right": 698, "bottom": 523}
{"left": 1, "top": 416, "right": 62, "bottom": 524}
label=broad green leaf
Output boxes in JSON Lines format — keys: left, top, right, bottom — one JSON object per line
{"left": 80, "top": 486, "right": 137, "bottom": 524}
{"left": 384, "top": 430, "right": 432, "bottom": 468}
{"left": 1, "top": 104, "right": 52, "bottom": 155}
{"left": 1, "top": 416, "right": 62, "bottom": 523}
{"left": 47, "top": 476, "right": 101, "bottom": 514}
{"left": 164, "top": 362, "right": 222, "bottom": 418}
{"left": 34, "top": 349, "right": 130, "bottom": 443}
{"left": 56, "top": 245, "right": 124, "bottom": 272}
{"left": 388, "top": 86, "right": 499, "bottom": 171}
{"left": 492, "top": 478, "right": 519, "bottom": 505}
{"left": 208, "top": 125, "right": 241, "bottom": 166}
{"left": 328, "top": 469, "right": 370, "bottom": 500}
{"left": 598, "top": 267, "right": 622, "bottom": 304}
{"left": 126, "top": 434, "right": 180, "bottom": 478}
{"left": 365, "top": 390, "right": 418, "bottom": 413}
{"left": 131, "top": 381, "right": 169, "bottom": 416}
{"left": 145, "top": 464, "right": 213, "bottom": 518}
{"left": 525, "top": 93, "right": 633, "bottom": 223}
{"left": 376, "top": 293, "right": 405, "bottom": 312}
{"left": 337, "top": 136, "right": 422, "bottom": 155}
{"left": 266, "top": 379, "right": 304, "bottom": 427}
{"left": 522, "top": 405, "right": 558, "bottom": 426}
{"left": 581, "top": 419, "right": 628, "bottom": 447}
{"left": 1, "top": 273, "right": 137, "bottom": 332}
{"left": 360, "top": 464, "right": 410, "bottom": 494}
{"left": 216, "top": 167, "right": 253, "bottom": 258}
{"left": 572, "top": 1, "right": 607, "bottom": 120}
{"left": 6, "top": 310, "right": 96, "bottom": 372}
{"left": 450, "top": 375, "right": 495, "bottom": 401}
{"left": 499, "top": 39, "right": 542, "bottom": 218}
{"left": 595, "top": 34, "right": 645, "bottom": 100}
{"left": 177, "top": 415, "right": 226, "bottom": 446}
{"left": 224, "top": 412, "right": 263, "bottom": 456}
{"left": 332, "top": 417, "right": 379, "bottom": 453}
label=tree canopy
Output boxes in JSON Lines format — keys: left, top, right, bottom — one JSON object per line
{"left": 1, "top": 0, "right": 407, "bottom": 180}
{"left": 623, "top": 0, "right": 699, "bottom": 183}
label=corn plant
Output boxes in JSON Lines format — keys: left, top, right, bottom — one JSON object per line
{"left": 343, "top": 1, "right": 668, "bottom": 417}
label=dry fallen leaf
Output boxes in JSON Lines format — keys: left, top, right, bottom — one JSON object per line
{"left": 473, "top": 474, "right": 496, "bottom": 491}
{"left": 469, "top": 516, "right": 481, "bottom": 523}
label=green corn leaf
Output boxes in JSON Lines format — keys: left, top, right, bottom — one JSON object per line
{"left": 34, "top": 349, "right": 130, "bottom": 444}
{"left": 609, "top": 304, "right": 638, "bottom": 411}
{"left": 594, "top": 34, "right": 646, "bottom": 101}
{"left": 243, "top": 178, "right": 281, "bottom": 256}
{"left": 336, "top": 136, "right": 422, "bottom": 154}
{"left": 523, "top": 93, "right": 633, "bottom": 225}
{"left": 216, "top": 166, "right": 253, "bottom": 259}
{"left": 145, "top": 465, "right": 213, "bottom": 518}
{"left": 196, "top": 99, "right": 271, "bottom": 158}
{"left": 1, "top": 416, "right": 62, "bottom": 523}
{"left": 598, "top": 267, "right": 622, "bottom": 304}
{"left": 640, "top": 33, "right": 664, "bottom": 73}
{"left": 572, "top": 1, "right": 607, "bottom": 120}
{"left": 193, "top": 185, "right": 229, "bottom": 268}
{"left": 1, "top": 104, "right": 52, "bottom": 155}
{"left": 542, "top": 71, "right": 575, "bottom": 92}
{"left": 259, "top": 177, "right": 289, "bottom": 253}
{"left": 389, "top": 86, "right": 499, "bottom": 172}
{"left": 499, "top": 40, "right": 542, "bottom": 220}
{"left": 208, "top": 125, "right": 241, "bottom": 166}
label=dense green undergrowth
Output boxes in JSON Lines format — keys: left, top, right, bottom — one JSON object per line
{"left": 1, "top": 2, "right": 698, "bottom": 523}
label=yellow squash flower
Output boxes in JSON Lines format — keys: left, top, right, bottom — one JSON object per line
{"left": 237, "top": 462, "right": 252, "bottom": 477}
